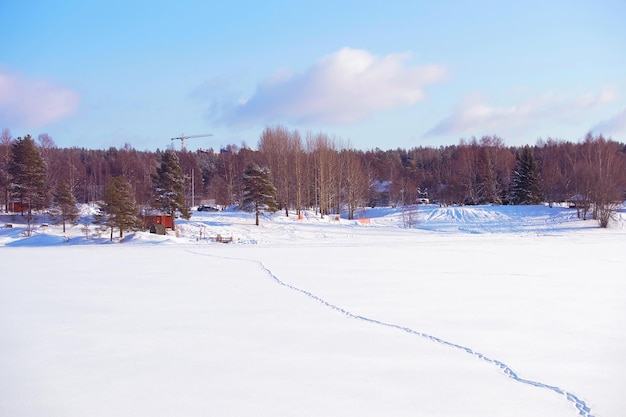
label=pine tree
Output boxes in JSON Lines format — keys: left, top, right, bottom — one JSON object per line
{"left": 241, "top": 163, "right": 278, "bottom": 226}
{"left": 51, "top": 180, "right": 79, "bottom": 233}
{"left": 8, "top": 135, "right": 47, "bottom": 235}
{"left": 152, "top": 151, "right": 190, "bottom": 231}
{"left": 510, "top": 146, "right": 542, "bottom": 205}
{"left": 1, "top": 128, "right": 13, "bottom": 213}
{"left": 100, "top": 176, "right": 138, "bottom": 240}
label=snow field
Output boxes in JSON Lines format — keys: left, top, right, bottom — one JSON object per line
{"left": 1, "top": 204, "right": 625, "bottom": 416}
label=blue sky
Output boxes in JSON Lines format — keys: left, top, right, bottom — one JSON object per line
{"left": 1, "top": 1, "right": 625, "bottom": 151}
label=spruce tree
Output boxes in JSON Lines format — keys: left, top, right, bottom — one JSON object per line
{"left": 8, "top": 135, "right": 47, "bottom": 235}
{"left": 510, "top": 146, "right": 542, "bottom": 205}
{"left": 1, "top": 128, "right": 13, "bottom": 213}
{"left": 52, "top": 180, "right": 80, "bottom": 233}
{"left": 241, "top": 163, "right": 278, "bottom": 225}
{"left": 100, "top": 176, "right": 138, "bottom": 240}
{"left": 152, "top": 151, "right": 190, "bottom": 231}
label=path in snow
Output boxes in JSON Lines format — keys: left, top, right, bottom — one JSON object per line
{"left": 187, "top": 249, "right": 595, "bottom": 417}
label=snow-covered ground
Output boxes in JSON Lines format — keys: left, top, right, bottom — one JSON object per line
{"left": 1, "top": 204, "right": 625, "bottom": 417}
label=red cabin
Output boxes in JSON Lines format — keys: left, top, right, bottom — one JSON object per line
{"left": 8, "top": 202, "right": 29, "bottom": 213}
{"left": 143, "top": 214, "right": 174, "bottom": 229}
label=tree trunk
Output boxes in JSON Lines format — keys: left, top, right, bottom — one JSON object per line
{"left": 26, "top": 202, "right": 34, "bottom": 237}
{"left": 170, "top": 209, "right": 176, "bottom": 231}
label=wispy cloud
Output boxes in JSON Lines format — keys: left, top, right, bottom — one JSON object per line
{"left": 214, "top": 47, "right": 447, "bottom": 126}
{"left": 591, "top": 107, "right": 626, "bottom": 137}
{"left": 0, "top": 70, "right": 80, "bottom": 127}
{"left": 425, "top": 90, "right": 617, "bottom": 138}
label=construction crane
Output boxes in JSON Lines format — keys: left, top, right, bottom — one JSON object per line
{"left": 171, "top": 133, "right": 213, "bottom": 151}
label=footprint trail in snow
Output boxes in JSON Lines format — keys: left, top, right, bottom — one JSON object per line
{"left": 189, "top": 249, "right": 595, "bottom": 417}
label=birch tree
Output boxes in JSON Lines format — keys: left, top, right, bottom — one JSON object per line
{"left": 579, "top": 134, "right": 625, "bottom": 227}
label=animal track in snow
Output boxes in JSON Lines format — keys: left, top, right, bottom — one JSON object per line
{"left": 188, "top": 249, "right": 594, "bottom": 417}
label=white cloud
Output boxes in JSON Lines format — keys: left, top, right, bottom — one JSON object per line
{"left": 591, "top": 107, "right": 626, "bottom": 137}
{"left": 426, "top": 90, "right": 618, "bottom": 138}
{"left": 0, "top": 70, "right": 80, "bottom": 127}
{"left": 218, "top": 47, "right": 447, "bottom": 126}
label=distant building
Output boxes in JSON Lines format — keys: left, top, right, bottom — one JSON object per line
{"left": 566, "top": 194, "right": 588, "bottom": 209}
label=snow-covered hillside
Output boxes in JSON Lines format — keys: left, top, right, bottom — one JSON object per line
{"left": 1, "top": 205, "right": 624, "bottom": 417}
{"left": 1, "top": 203, "right": 621, "bottom": 247}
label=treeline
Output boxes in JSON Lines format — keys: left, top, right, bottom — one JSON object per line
{"left": 2, "top": 126, "right": 625, "bottom": 226}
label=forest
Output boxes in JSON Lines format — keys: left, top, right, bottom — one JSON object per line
{"left": 2, "top": 125, "right": 625, "bottom": 229}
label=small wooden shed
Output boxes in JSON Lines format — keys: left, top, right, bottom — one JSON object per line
{"left": 8, "top": 202, "right": 29, "bottom": 213}
{"left": 143, "top": 214, "right": 174, "bottom": 229}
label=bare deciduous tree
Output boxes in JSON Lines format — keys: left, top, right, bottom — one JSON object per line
{"left": 342, "top": 148, "right": 368, "bottom": 219}
{"left": 308, "top": 132, "right": 338, "bottom": 217}
{"left": 259, "top": 125, "right": 292, "bottom": 216}
{"left": 579, "top": 134, "right": 625, "bottom": 227}
{"left": 536, "top": 138, "right": 574, "bottom": 207}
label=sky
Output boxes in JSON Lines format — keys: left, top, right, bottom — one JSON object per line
{"left": 1, "top": 0, "right": 625, "bottom": 151}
